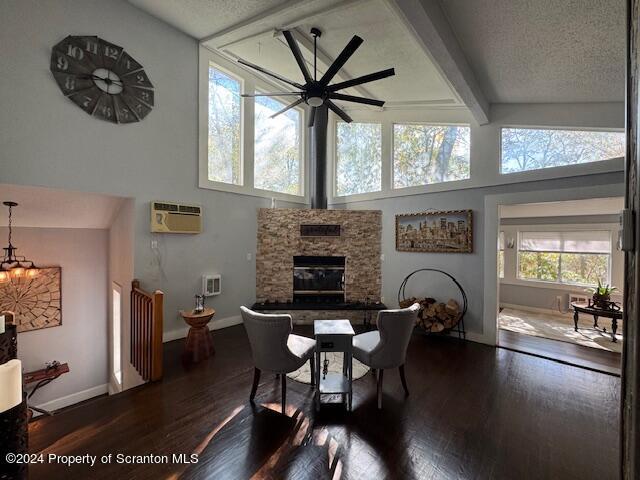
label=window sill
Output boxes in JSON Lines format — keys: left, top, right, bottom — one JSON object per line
{"left": 198, "top": 179, "right": 309, "bottom": 204}
{"left": 329, "top": 158, "right": 623, "bottom": 205}
{"left": 500, "top": 278, "right": 603, "bottom": 293}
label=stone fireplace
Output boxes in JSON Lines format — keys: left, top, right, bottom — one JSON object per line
{"left": 254, "top": 208, "right": 383, "bottom": 323}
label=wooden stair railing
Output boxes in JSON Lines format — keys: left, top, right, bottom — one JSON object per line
{"left": 131, "top": 279, "right": 164, "bottom": 382}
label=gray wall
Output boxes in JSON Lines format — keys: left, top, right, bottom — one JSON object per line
{"left": 338, "top": 172, "right": 624, "bottom": 337}
{"left": 1, "top": 227, "right": 109, "bottom": 406}
{"left": 0, "top": 0, "right": 301, "bottom": 336}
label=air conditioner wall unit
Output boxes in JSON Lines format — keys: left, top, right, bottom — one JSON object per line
{"left": 151, "top": 201, "right": 202, "bottom": 234}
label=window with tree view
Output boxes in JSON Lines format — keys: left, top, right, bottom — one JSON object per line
{"left": 501, "top": 127, "right": 625, "bottom": 174}
{"left": 518, "top": 231, "right": 611, "bottom": 286}
{"left": 393, "top": 124, "right": 470, "bottom": 189}
{"left": 208, "top": 66, "right": 242, "bottom": 185}
{"left": 254, "top": 95, "right": 302, "bottom": 195}
{"left": 335, "top": 122, "right": 382, "bottom": 196}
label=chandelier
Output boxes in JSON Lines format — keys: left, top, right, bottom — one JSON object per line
{"left": 0, "top": 201, "right": 38, "bottom": 283}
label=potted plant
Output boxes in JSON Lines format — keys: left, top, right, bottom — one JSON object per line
{"left": 587, "top": 280, "right": 618, "bottom": 309}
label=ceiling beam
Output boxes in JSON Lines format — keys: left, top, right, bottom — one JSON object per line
{"left": 384, "top": 0, "right": 490, "bottom": 124}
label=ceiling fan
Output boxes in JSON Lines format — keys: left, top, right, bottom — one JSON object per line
{"left": 238, "top": 28, "right": 395, "bottom": 127}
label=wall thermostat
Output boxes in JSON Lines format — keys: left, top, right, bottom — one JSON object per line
{"left": 203, "top": 274, "right": 221, "bottom": 296}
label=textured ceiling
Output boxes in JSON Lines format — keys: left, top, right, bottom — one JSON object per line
{"left": 501, "top": 197, "right": 624, "bottom": 218}
{"left": 128, "top": 0, "right": 461, "bottom": 107}
{"left": 439, "top": 0, "right": 625, "bottom": 103}
{"left": 0, "top": 184, "right": 125, "bottom": 229}
{"left": 219, "top": 0, "right": 460, "bottom": 107}
{"left": 128, "top": 0, "right": 291, "bottom": 39}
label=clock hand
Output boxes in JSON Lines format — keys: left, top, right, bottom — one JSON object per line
{"left": 81, "top": 74, "right": 123, "bottom": 86}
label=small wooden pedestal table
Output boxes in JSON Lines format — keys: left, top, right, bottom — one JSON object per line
{"left": 24, "top": 363, "right": 70, "bottom": 416}
{"left": 314, "top": 319, "right": 355, "bottom": 411}
{"left": 571, "top": 302, "right": 623, "bottom": 342}
{"left": 179, "top": 308, "right": 215, "bottom": 362}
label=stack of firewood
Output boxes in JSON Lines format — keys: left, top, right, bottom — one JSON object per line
{"left": 399, "top": 297, "right": 462, "bottom": 333}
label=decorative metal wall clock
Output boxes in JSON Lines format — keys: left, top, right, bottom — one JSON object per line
{"left": 50, "top": 35, "right": 154, "bottom": 123}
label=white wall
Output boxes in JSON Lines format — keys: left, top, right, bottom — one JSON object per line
{"left": 0, "top": 0, "right": 301, "bottom": 339}
{"left": 0, "top": 227, "right": 109, "bottom": 408}
{"left": 108, "top": 199, "right": 138, "bottom": 392}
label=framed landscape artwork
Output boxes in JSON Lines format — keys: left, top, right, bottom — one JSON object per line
{"left": 0, "top": 267, "right": 62, "bottom": 332}
{"left": 396, "top": 210, "right": 473, "bottom": 253}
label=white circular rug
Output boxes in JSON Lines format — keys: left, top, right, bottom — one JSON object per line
{"left": 287, "top": 352, "right": 369, "bottom": 384}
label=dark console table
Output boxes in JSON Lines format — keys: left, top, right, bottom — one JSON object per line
{"left": 571, "top": 302, "right": 623, "bottom": 342}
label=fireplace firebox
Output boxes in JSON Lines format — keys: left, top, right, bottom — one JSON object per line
{"left": 293, "top": 256, "right": 345, "bottom": 304}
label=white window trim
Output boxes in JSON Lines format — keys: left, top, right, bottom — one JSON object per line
{"left": 499, "top": 223, "right": 620, "bottom": 291}
{"left": 390, "top": 121, "right": 472, "bottom": 191}
{"left": 329, "top": 118, "right": 475, "bottom": 203}
{"left": 198, "top": 46, "right": 309, "bottom": 204}
{"left": 499, "top": 124, "right": 626, "bottom": 175}
{"left": 328, "top": 114, "right": 624, "bottom": 205}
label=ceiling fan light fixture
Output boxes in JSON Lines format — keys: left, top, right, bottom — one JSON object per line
{"left": 237, "top": 29, "right": 395, "bottom": 127}
{"left": 307, "top": 96, "right": 324, "bottom": 107}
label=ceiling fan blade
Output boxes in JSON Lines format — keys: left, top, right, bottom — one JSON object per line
{"left": 319, "top": 35, "right": 364, "bottom": 86}
{"left": 282, "top": 30, "right": 313, "bottom": 84}
{"left": 307, "top": 107, "right": 316, "bottom": 128}
{"left": 237, "top": 58, "right": 304, "bottom": 89}
{"left": 269, "top": 98, "right": 304, "bottom": 119}
{"left": 328, "top": 68, "right": 395, "bottom": 92}
{"left": 326, "top": 100, "right": 353, "bottom": 123}
{"left": 241, "top": 92, "right": 302, "bottom": 97}
{"left": 329, "top": 93, "right": 385, "bottom": 107}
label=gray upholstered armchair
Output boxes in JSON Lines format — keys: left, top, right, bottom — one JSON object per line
{"left": 352, "top": 303, "right": 420, "bottom": 408}
{"left": 240, "top": 306, "right": 316, "bottom": 413}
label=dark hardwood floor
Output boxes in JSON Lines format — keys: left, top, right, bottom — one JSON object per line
{"left": 499, "top": 328, "right": 622, "bottom": 375}
{"left": 28, "top": 325, "right": 620, "bottom": 480}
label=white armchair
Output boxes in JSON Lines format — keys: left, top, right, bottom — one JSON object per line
{"left": 352, "top": 303, "right": 420, "bottom": 408}
{"left": 240, "top": 306, "right": 316, "bottom": 413}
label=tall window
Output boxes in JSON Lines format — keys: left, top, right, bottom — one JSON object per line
{"left": 208, "top": 65, "right": 242, "bottom": 185}
{"left": 498, "top": 231, "right": 505, "bottom": 279}
{"left": 517, "top": 231, "right": 611, "bottom": 286}
{"left": 335, "top": 122, "right": 382, "bottom": 196}
{"left": 501, "top": 127, "right": 625, "bottom": 174}
{"left": 254, "top": 95, "right": 302, "bottom": 195}
{"left": 393, "top": 124, "right": 470, "bottom": 188}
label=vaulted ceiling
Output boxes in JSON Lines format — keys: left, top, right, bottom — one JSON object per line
{"left": 128, "top": 0, "right": 465, "bottom": 109}
{"left": 439, "top": 0, "right": 625, "bottom": 103}
{"left": 128, "top": 0, "right": 625, "bottom": 114}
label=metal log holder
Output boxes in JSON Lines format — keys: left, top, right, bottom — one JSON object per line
{"left": 397, "top": 268, "right": 467, "bottom": 340}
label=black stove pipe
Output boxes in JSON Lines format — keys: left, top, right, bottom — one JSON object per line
{"left": 309, "top": 105, "right": 328, "bottom": 209}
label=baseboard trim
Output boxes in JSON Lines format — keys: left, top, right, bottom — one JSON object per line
{"left": 163, "top": 314, "right": 243, "bottom": 343}
{"left": 459, "top": 330, "right": 493, "bottom": 345}
{"left": 500, "top": 302, "right": 571, "bottom": 318}
{"left": 32, "top": 384, "right": 108, "bottom": 416}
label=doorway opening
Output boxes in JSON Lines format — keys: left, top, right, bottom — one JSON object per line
{"left": 495, "top": 197, "right": 623, "bottom": 374}
{"left": 111, "top": 282, "right": 122, "bottom": 389}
